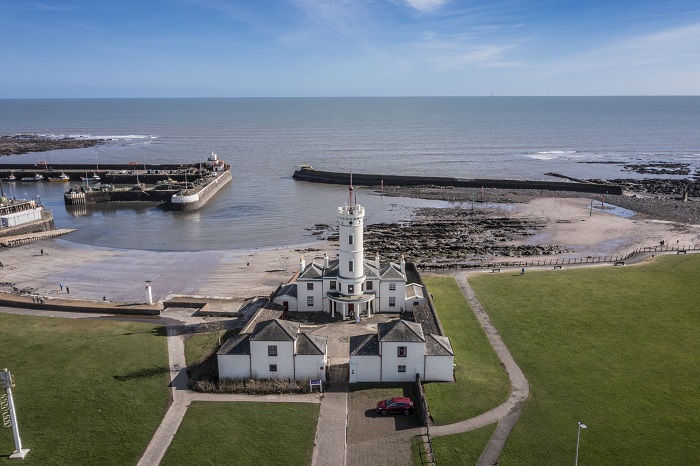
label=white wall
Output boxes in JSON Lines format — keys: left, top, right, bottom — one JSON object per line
{"left": 378, "top": 280, "right": 406, "bottom": 313}
{"left": 272, "top": 295, "right": 298, "bottom": 312}
{"left": 380, "top": 341, "right": 424, "bottom": 382}
{"left": 250, "top": 340, "right": 295, "bottom": 379}
{"left": 0, "top": 208, "right": 42, "bottom": 227}
{"left": 424, "top": 356, "right": 455, "bottom": 382}
{"left": 295, "top": 354, "right": 327, "bottom": 381}
{"left": 349, "top": 356, "right": 381, "bottom": 382}
{"left": 297, "top": 280, "right": 324, "bottom": 312}
{"left": 217, "top": 354, "right": 251, "bottom": 380}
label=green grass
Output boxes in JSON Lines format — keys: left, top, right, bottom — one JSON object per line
{"left": 429, "top": 424, "right": 497, "bottom": 466}
{"left": 469, "top": 255, "right": 700, "bottom": 465}
{"left": 0, "top": 313, "right": 169, "bottom": 465}
{"left": 160, "top": 401, "right": 320, "bottom": 466}
{"left": 421, "top": 276, "right": 510, "bottom": 426}
{"left": 185, "top": 329, "right": 238, "bottom": 366}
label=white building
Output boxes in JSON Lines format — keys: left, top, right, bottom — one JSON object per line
{"left": 217, "top": 309, "right": 328, "bottom": 382}
{"left": 349, "top": 319, "right": 454, "bottom": 383}
{"left": 0, "top": 199, "right": 44, "bottom": 228}
{"left": 272, "top": 184, "right": 427, "bottom": 319}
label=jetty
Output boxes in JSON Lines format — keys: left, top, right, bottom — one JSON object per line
{"left": 292, "top": 165, "right": 623, "bottom": 195}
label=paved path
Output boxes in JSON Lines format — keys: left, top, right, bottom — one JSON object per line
{"left": 429, "top": 273, "right": 530, "bottom": 466}
{"left": 312, "top": 384, "right": 348, "bottom": 466}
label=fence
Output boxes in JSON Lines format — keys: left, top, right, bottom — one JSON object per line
{"left": 415, "top": 374, "right": 437, "bottom": 465}
{"left": 417, "top": 244, "right": 700, "bottom": 271}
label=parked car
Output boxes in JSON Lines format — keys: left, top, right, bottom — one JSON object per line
{"left": 376, "top": 397, "right": 414, "bottom": 416}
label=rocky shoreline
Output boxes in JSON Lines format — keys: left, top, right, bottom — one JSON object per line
{"left": 0, "top": 134, "right": 103, "bottom": 156}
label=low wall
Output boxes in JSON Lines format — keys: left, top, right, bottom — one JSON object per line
{"left": 0, "top": 294, "right": 161, "bottom": 315}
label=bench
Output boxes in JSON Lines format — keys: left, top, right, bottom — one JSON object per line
{"left": 677, "top": 250, "right": 687, "bottom": 255}
{"left": 614, "top": 261, "right": 625, "bottom": 266}
{"left": 491, "top": 268, "right": 501, "bottom": 273}
{"left": 553, "top": 265, "right": 562, "bottom": 270}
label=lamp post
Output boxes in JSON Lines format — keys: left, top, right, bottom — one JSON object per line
{"left": 145, "top": 280, "right": 153, "bottom": 305}
{"left": 575, "top": 421, "right": 587, "bottom": 466}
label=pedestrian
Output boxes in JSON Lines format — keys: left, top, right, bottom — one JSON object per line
{"left": 32, "top": 295, "right": 36, "bottom": 303}
{"left": 41, "top": 248, "right": 44, "bottom": 256}
{"left": 66, "top": 286, "right": 70, "bottom": 294}
{"left": 521, "top": 267, "right": 525, "bottom": 274}
{"left": 39, "top": 297, "right": 45, "bottom": 304}
{"left": 60, "top": 283, "right": 63, "bottom": 291}
{"left": 103, "top": 296, "right": 107, "bottom": 301}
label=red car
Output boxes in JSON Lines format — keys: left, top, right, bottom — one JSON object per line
{"left": 376, "top": 397, "right": 414, "bottom": 416}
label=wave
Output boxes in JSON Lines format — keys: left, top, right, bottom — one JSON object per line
{"left": 34, "top": 133, "right": 158, "bottom": 141}
{"left": 535, "top": 150, "right": 577, "bottom": 155}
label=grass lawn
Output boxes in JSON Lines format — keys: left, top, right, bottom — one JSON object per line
{"left": 429, "top": 424, "right": 497, "bottom": 465}
{"left": 469, "top": 255, "right": 700, "bottom": 464}
{"left": 160, "top": 401, "right": 320, "bottom": 466}
{"left": 0, "top": 313, "right": 169, "bottom": 465}
{"left": 421, "top": 276, "right": 510, "bottom": 426}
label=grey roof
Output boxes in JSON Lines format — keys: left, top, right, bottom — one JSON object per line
{"left": 405, "top": 283, "right": 424, "bottom": 299}
{"left": 295, "top": 333, "right": 327, "bottom": 355}
{"left": 364, "top": 262, "right": 380, "bottom": 279}
{"left": 380, "top": 263, "right": 406, "bottom": 280}
{"left": 217, "top": 333, "right": 251, "bottom": 356}
{"left": 378, "top": 319, "right": 425, "bottom": 343}
{"left": 240, "top": 307, "right": 284, "bottom": 334}
{"left": 299, "top": 262, "right": 324, "bottom": 279}
{"left": 249, "top": 319, "right": 300, "bottom": 342}
{"left": 412, "top": 303, "right": 441, "bottom": 337}
{"left": 275, "top": 283, "right": 297, "bottom": 298}
{"left": 349, "top": 334, "right": 380, "bottom": 356}
{"left": 425, "top": 334, "right": 454, "bottom": 356}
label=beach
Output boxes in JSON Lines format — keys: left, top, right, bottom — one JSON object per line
{"left": 1, "top": 193, "right": 697, "bottom": 309}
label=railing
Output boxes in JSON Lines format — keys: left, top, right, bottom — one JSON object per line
{"left": 417, "top": 244, "right": 700, "bottom": 271}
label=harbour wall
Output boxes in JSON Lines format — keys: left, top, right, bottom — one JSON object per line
{"left": 170, "top": 170, "right": 232, "bottom": 211}
{"left": 293, "top": 167, "right": 623, "bottom": 195}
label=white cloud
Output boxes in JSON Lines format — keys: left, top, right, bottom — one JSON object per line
{"left": 403, "top": 0, "right": 450, "bottom": 13}
{"left": 415, "top": 33, "right": 523, "bottom": 70}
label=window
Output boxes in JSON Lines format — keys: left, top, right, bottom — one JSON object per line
{"left": 307, "top": 296, "right": 314, "bottom": 306}
{"left": 398, "top": 365, "right": 406, "bottom": 373}
{"left": 270, "top": 364, "right": 278, "bottom": 372}
{"left": 348, "top": 234, "right": 354, "bottom": 245}
{"left": 330, "top": 280, "right": 336, "bottom": 290}
{"left": 397, "top": 346, "right": 407, "bottom": 357}
{"left": 348, "top": 285, "right": 354, "bottom": 294}
{"left": 389, "top": 282, "right": 396, "bottom": 291}
{"left": 268, "top": 345, "right": 277, "bottom": 357}
{"left": 389, "top": 297, "right": 396, "bottom": 307}
{"left": 349, "top": 260, "right": 354, "bottom": 272}
{"left": 365, "top": 281, "right": 373, "bottom": 291}
{"left": 307, "top": 282, "right": 314, "bottom": 291}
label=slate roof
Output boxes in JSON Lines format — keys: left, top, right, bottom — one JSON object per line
{"left": 349, "top": 334, "right": 380, "bottom": 356}
{"left": 299, "top": 262, "right": 324, "bottom": 280}
{"left": 405, "top": 283, "right": 424, "bottom": 300}
{"left": 364, "top": 262, "right": 381, "bottom": 279}
{"left": 240, "top": 307, "right": 284, "bottom": 334}
{"left": 378, "top": 319, "right": 425, "bottom": 342}
{"left": 249, "top": 319, "right": 300, "bottom": 342}
{"left": 295, "top": 333, "right": 327, "bottom": 355}
{"left": 217, "top": 333, "right": 251, "bottom": 356}
{"left": 380, "top": 263, "right": 406, "bottom": 280}
{"left": 425, "top": 334, "right": 454, "bottom": 356}
{"left": 275, "top": 283, "right": 297, "bottom": 298}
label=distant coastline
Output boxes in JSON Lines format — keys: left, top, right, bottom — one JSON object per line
{"left": 0, "top": 134, "right": 103, "bottom": 156}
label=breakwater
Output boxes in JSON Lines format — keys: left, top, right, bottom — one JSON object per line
{"left": 293, "top": 166, "right": 623, "bottom": 195}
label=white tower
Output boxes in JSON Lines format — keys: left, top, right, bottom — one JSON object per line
{"left": 337, "top": 180, "right": 365, "bottom": 297}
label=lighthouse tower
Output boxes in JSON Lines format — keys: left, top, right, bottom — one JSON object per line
{"left": 337, "top": 181, "right": 365, "bottom": 297}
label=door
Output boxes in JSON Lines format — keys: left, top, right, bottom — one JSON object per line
{"left": 349, "top": 362, "right": 357, "bottom": 383}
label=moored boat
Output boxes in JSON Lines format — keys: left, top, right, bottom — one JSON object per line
{"left": 3, "top": 174, "right": 17, "bottom": 181}
{"left": 21, "top": 173, "right": 44, "bottom": 182}
{"left": 48, "top": 173, "right": 70, "bottom": 182}
{"left": 80, "top": 173, "right": 101, "bottom": 182}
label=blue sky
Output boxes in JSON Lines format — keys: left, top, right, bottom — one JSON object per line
{"left": 2, "top": 0, "right": 700, "bottom": 97}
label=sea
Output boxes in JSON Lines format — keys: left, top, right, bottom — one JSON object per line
{"left": 0, "top": 97, "right": 698, "bottom": 251}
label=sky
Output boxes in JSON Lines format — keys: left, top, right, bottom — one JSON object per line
{"left": 2, "top": 0, "right": 700, "bottom": 97}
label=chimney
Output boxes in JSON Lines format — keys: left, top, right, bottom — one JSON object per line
{"left": 299, "top": 256, "right": 306, "bottom": 274}
{"left": 375, "top": 252, "right": 380, "bottom": 269}
{"left": 400, "top": 254, "right": 405, "bottom": 274}
{"left": 324, "top": 252, "right": 329, "bottom": 269}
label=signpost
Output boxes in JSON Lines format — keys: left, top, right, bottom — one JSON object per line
{"left": 0, "top": 368, "right": 30, "bottom": 459}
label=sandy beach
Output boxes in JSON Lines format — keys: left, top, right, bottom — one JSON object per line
{"left": 1, "top": 194, "right": 698, "bottom": 309}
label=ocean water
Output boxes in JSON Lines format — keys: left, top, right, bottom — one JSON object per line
{"left": 1, "top": 97, "right": 698, "bottom": 251}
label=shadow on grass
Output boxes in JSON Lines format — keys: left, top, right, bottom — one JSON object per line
{"left": 120, "top": 326, "right": 168, "bottom": 337}
{"left": 113, "top": 365, "right": 170, "bottom": 382}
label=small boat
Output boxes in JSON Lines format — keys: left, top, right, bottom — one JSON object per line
{"left": 80, "top": 173, "right": 101, "bottom": 182}
{"left": 21, "top": 174, "right": 44, "bottom": 182}
{"left": 48, "top": 173, "right": 70, "bottom": 182}
{"left": 3, "top": 174, "right": 17, "bottom": 181}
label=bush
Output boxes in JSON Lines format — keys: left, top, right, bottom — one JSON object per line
{"left": 194, "top": 377, "right": 311, "bottom": 395}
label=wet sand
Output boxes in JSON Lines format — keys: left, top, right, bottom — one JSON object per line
{"left": 0, "top": 197, "right": 698, "bottom": 305}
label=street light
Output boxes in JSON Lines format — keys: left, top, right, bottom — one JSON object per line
{"left": 575, "top": 421, "right": 587, "bottom": 466}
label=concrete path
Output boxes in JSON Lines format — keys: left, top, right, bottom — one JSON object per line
{"left": 311, "top": 384, "right": 348, "bottom": 466}
{"left": 429, "top": 273, "right": 530, "bottom": 466}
